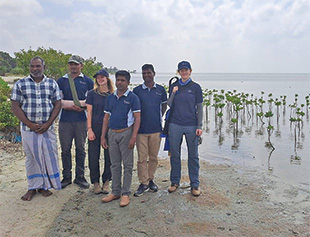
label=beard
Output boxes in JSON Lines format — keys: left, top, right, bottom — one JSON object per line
{"left": 30, "top": 70, "right": 43, "bottom": 78}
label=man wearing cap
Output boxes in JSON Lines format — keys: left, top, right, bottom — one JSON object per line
{"left": 101, "top": 70, "right": 141, "bottom": 207}
{"left": 132, "top": 64, "right": 167, "bottom": 197}
{"left": 57, "top": 55, "right": 94, "bottom": 189}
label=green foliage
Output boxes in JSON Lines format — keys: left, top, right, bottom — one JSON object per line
{"left": 0, "top": 78, "right": 19, "bottom": 133}
{"left": 0, "top": 51, "right": 17, "bottom": 73}
{"left": 264, "top": 111, "right": 273, "bottom": 118}
{"left": 0, "top": 100, "right": 20, "bottom": 133}
{"left": 267, "top": 125, "right": 274, "bottom": 130}
{"left": 82, "top": 57, "right": 102, "bottom": 79}
{"left": 217, "top": 112, "right": 223, "bottom": 117}
{"left": 14, "top": 47, "right": 110, "bottom": 80}
{"left": 0, "top": 66, "right": 6, "bottom": 76}
{"left": 231, "top": 118, "right": 238, "bottom": 123}
{"left": 14, "top": 47, "right": 71, "bottom": 79}
{"left": 0, "top": 77, "right": 11, "bottom": 101}
{"left": 11, "top": 67, "right": 24, "bottom": 75}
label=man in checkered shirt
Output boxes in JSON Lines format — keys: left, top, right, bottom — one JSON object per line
{"left": 11, "top": 56, "right": 62, "bottom": 201}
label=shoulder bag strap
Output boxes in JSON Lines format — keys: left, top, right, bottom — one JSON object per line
{"left": 68, "top": 74, "right": 81, "bottom": 107}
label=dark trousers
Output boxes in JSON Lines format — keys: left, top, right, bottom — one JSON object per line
{"left": 88, "top": 123, "right": 112, "bottom": 184}
{"left": 59, "top": 121, "right": 87, "bottom": 180}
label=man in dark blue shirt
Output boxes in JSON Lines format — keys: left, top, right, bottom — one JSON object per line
{"left": 133, "top": 64, "right": 167, "bottom": 196}
{"left": 57, "top": 55, "right": 94, "bottom": 189}
{"left": 101, "top": 70, "right": 141, "bottom": 207}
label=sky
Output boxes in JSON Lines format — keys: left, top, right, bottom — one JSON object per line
{"left": 0, "top": 0, "right": 309, "bottom": 73}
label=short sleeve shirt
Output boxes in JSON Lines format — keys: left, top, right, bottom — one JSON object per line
{"left": 133, "top": 83, "right": 167, "bottom": 134}
{"left": 11, "top": 75, "right": 61, "bottom": 131}
{"left": 86, "top": 89, "right": 110, "bottom": 125}
{"left": 104, "top": 89, "right": 141, "bottom": 130}
{"left": 57, "top": 73, "right": 94, "bottom": 122}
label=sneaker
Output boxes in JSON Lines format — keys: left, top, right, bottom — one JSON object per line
{"left": 148, "top": 180, "right": 158, "bottom": 192}
{"left": 102, "top": 180, "right": 110, "bottom": 194}
{"left": 168, "top": 183, "right": 179, "bottom": 193}
{"left": 191, "top": 187, "right": 201, "bottom": 197}
{"left": 93, "top": 182, "right": 102, "bottom": 194}
{"left": 73, "top": 177, "right": 90, "bottom": 189}
{"left": 134, "top": 184, "right": 149, "bottom": 197}
{"left": 61, "top": 178, "right": 72, "bottom": 189}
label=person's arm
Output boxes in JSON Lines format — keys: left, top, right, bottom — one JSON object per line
{"left": 167, "top": 86, "right": 178, "bottom": 107}
{"left": 61, "top": 100, "right": 86, "bottom": 111}
{"left": 101, "top": 113, "right": 110, "bottom": 149}
{"left": 196, "top": 103, "right": 203, "bottom": 136}
{"left": 36, "top": 100, "right": 62, "bottom": 134}
{"left": 128, "top": 112, "right": 141, "bottom": 149}
{"left": 87, "top": 104, "right": 95, "bottom": 141}
{"left": 59, "top": 89, "right": 85, "bottom": 111}
{"left": 11, "top": 100, "right": 41, "bottom": 132}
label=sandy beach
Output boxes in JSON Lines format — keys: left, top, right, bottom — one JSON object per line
{"left": 0, "top": 136, "right": 309, "bottom": 237}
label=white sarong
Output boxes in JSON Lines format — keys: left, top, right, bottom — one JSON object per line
{"left": 21, "top": 129, "right": 61, "bottom": 190}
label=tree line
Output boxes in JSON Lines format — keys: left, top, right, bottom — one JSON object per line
{"left": 0, "top": 47, "right": 119, "bottom": 79}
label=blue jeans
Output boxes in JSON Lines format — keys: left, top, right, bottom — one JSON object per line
{"left": 168, "top": 123, "right": 200, "bottom": 188}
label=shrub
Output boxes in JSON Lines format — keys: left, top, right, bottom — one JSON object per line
{"left": 0, "top": 77, "right": 20, "bottom": 133}
{"left": 0, "top": 100, "right": 20, "bottom": 133}
{"left": 0, "top": 77, "right": 11, "bottom": 101}
{"left": 11, "top": 67, "right": 24, "bottom": 75}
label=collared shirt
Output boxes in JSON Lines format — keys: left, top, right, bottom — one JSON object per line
{"left": 11, "top": 75, "right": 61, "bottom": 131}
{"left": 85, "top": 89, "right": 110, "bottom": 125}
{"left": 57, "top": 73, "right": 94, "bottom": 122}
{"left": 104, "top": 89, "right": 141, "bottom": 130}
{"left": 169, "top": 79, "right": 203, "bottom": 126}
{"left": 179, "top": 78, "right": 192, "bottom": 86}
{"left": 133, "top": 82, "right": 167, "bottom": 134}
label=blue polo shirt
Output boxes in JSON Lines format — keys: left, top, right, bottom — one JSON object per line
{"left": 133, "top": 83, "right": 167, "bottom": 134}
{"left": 104, "top": 89, "right": 141, "bottom": 130}
{"left": 57, "top": 73, "right": 94, "bottom": 122}
{"left": 169, "top": 78, "right": 203, "bottom": 126}
{"left": 86, "top": 89, "right": 110, "bottom": 125}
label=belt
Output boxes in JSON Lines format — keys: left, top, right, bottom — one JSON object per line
{"left": 111, "top": 125, "right": 132, "bottom": 133}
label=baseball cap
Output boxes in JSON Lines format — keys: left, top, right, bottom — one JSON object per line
{"left": 177, "top": 61, "right": 191, "bottom": 70}
{"left": 93, "top": 69, "right": 109, "bottom": 78}
{"left": 68, "top": 55, "right": 84, "bottom": 64}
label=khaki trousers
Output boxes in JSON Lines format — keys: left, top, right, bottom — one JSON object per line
{"left": 136, "top": 132, "right": 161, "bottom": 185}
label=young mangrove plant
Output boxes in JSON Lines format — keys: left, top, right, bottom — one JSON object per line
{"left": 264, "top": 111, "right": 275, "bottom": 150}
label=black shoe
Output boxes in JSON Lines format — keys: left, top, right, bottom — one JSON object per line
{"left": 73, "top": 177, "right": 90, "bottom": 189}
{"left": 134, "top": 183, "right": 149, "bottom": 197}
{"left": 148, "top": 180, "right": 158, "bottom": 192}
{"left": 61, "top": 178, "right": 72, "bottom": 189}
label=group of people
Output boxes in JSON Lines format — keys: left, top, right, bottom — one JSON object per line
{"left": 11, "top": 55, "right": 203, "bottom": 207}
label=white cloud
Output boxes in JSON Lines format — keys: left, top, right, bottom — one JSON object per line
{"left": 0, "top": 0, "right": 309, "bottom": 72}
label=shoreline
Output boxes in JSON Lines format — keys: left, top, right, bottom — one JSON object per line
{"left": 0, "top": 140, "right": 309, "bottom": 236}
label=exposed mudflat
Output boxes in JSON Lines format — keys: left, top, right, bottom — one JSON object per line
{"left": 0, "top": 140, "right": 309, "bottom": 236}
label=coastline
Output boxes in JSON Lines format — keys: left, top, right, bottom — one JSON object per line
{"left": 0, "top": 139, "right": 309, "bottom": 236}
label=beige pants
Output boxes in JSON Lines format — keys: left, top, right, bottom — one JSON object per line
{"left": 136, "top": 133, "right": 161, "bottom": 185}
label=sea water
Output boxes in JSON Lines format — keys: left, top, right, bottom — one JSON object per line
{"left": 131, "top": 73, "right": 310, "bottom": 188}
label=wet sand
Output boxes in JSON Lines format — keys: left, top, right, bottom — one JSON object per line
{"left": 0, "top": 139, "right": 309, "bottom": 236}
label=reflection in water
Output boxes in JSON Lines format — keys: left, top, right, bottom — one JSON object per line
{"left": 203, "top": 89, "right": 308, "bottom": 182}
{"left": 267, "top": 147, "right": 275, "bottom": 171}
